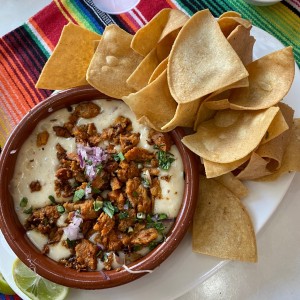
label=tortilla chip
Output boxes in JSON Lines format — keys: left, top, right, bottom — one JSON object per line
{"left": 255, "top": 103, "right": 294, "bottom": 171}
{"left": 227, "top": 25, "right": 255, "bottom": 66}
{"left": 183, "top": 107, "right": 279, "bottom": 163}
{"left": 131, "top": 8, "right": 189, "bottom": 56}
{"left": 204, "top": 155, "right": 251, "bottom": 178}
{"left": 214, "top": 172, "right": 249, "bottom": 199}
{"left": 86, "top": 25, "right": 143, "bottom": 99}
{"left": 36, "top": 23, "right": 101, "bottom": 90}
{"left": 192, "top": 176, "right": 257, "bottom": 262}
{"left": 228, "top": 47, "right": 295, "bottom": 110}
{"left": 204, "top": 99, "right": 230, "bottom": 110}
{"left": 219, "top": 11, "right": 242, "bottom": 19}
{"left": 260, "top": 109, "right": 289, "bottom": 145}
{"left": 218, "top": 16, "right": 252, "bottom": 38}
{"left": 149, "top": 57, "right": 168, "bottom": 84}
{"left": 258, "top": 118, "right": 300, "bottom": 181}
{"left": 161, "top": 100, "right": 201, "bottom": 131}
{"left": 194, "top": 77, "right": 249, "bottom": 129}
{"left": 122, "top": 70, "right": 177, "bottom": 131}
{"left": 127, "top": 30, "right": 178, "bottom": 91}
{"left": 126, "top": 48, "right": 160, "bottom": 91}
{"left": 168, "top": 9, "right": 248, "bottom": 103}
{"left": 236, "top": 152, "right": 272, "bottom": 180}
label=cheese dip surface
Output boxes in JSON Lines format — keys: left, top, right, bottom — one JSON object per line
{"left": 10, "top": 99, "right": 184, "bottom": 271}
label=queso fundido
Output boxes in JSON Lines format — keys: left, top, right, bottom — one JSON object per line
{"left": 10, "top": 99, "right": 184, "bottom": 271}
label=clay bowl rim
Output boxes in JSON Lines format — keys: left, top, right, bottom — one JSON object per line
{"left": 0, "top": 86, "right": 199, "bottom": 289}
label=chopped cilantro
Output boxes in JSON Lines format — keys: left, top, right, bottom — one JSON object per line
{"left": 119, "top": 211, "right": 129, "bottom": 220}
{"left": 20, "top": 197, "right": 28, "bottom": 208}
{"left": 132, "top": 191, "right": 139, "bottom": 197}
{"left": 133, "top": 245, "right": 142, "bottom": 252}
{"left": 92, "top": 187, "right": 101, "bottom": 194}
{"left": 113, "top": 152, "right": 125, "bottom": 162}
{"left": 158, "top": 213, "right": 168, "bottom": 220}
{"left": 96, "top": 164, "right": 103, "bottom": 175}
{"left": 66, "top": 238, "right": 76, "bottom": 248}
{"left": 155, "top": 147, "right": 175, "bottom": 170}
{"left": 57, "top": 205, "right": 65, "bottom": 214}
{"left": 73, "top": 189, "right": 85, "bottom": 202}
{"left": 103, "top": 201, "right": 116, "bottom": 218}
{"left": 148, "top": 241, "right": 159, "bottom": 251}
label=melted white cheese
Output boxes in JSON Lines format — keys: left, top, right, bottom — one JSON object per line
{"left": 10, "top": 99, "right": 184, "bottom": 262}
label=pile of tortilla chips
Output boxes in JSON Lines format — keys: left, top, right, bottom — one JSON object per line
{"left": 36, "top": 9, "right": 300, "bottom": 264}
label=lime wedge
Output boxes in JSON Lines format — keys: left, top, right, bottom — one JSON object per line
{"left": 0, "top": 272, "right": 15, "bottom": 295}
{"left": 12, "top": 259, "right": 69, "bottom": 300}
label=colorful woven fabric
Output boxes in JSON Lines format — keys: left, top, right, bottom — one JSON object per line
{"left": 0, "top": 0, "right": 299, "bottom": 298}
{"left": 0, "top": 0, "right": 299, "bottom": 148}
{"left": 0, "top": 294, "right": 21, "bottom": 300}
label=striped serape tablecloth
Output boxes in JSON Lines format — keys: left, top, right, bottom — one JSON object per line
{"left": 0, "top": 0, "right": 299, "bottom": 298}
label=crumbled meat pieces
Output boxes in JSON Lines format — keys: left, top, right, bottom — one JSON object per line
{"left": 107, "top": 190, "right": 125, "bottom": 210}
{"left": 93, "top": 212, "right": 115, "bottom": 236}
{"left": 74, "top": 102, "right": 101, "bottom": 119}
{"left": 36, "top": 131, "right": 49, "bottom": 147}
{"left": 29, "top": 180, "right": 42, "bottom": 192}
{"left": 131, "top": 228, "right": 159, "bottom": 245}
{"left": 75, "top": 239, "right": 98, "bottom": 270}
{"left": 25, "top": 107, "right": 176, "bottom": 272}
{"left": 124, "top": 147, "right": 155, "bottom": 162}
{"left": 120, "top": 133, "right": 140, "bottom": 153}
{"left": 148, "top": 130, "right": 173, "bottom": 152}
{"left": 125, "top": 177, "right": 152, "bottom": 213}
{"left": 64, "top": 200, "right": 99, "bottom": 220}
{"left": 53, "top": 126, "right": 72, "bottom": 138}
{"left": 25, "top": 205, "right": 61, "bottom": 234}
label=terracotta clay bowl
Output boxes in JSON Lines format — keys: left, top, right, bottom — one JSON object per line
{"left": 0, "top": 86, "right": 199, "bottom": 289}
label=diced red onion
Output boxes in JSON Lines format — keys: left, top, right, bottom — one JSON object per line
{"left": 77, "top": 144, "right": 108, "bottom": 181}
{"left": 63, "top": 211, "right": 83, "bottom": 241}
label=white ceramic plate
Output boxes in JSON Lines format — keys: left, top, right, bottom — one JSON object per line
{"left": 0, "top": 26, "right": 299, "bottom": 300}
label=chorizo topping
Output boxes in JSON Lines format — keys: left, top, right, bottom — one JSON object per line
{"left": 21, "top": 101, "right": 178, "bottom": 272}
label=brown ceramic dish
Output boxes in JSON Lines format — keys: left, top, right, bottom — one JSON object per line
{"left": 0, "top": 86, "right": 199, "bottom": 289}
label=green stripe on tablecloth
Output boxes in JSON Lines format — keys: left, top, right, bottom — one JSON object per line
{"left": 173, "top": 0, "right": 300, "bottom": 66}
{"left": 23, "top": 24, "right": 50, "bottom": 59}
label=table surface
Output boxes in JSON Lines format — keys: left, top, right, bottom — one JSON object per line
{"left": 1, "top": 1, "right": 300, "bottom": 299}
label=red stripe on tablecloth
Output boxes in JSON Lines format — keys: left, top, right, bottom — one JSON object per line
{"left": 30, "top": 1, "right": 69, "bottom": 48}
{"left": 0, "top": 45, "right": 32, "bottom": 120}
{"left": 118, "top": 13, "right": 141, "bottom": 32}
{"left": 136, "top": 0, "right": 172, "bottom": 20}
{"left": 1, "top": 36, "right": 41, "bottom": 106}
{"left": 55, "top": 0, "right": 78, "bottom": 25}
{"left": 6, "top": 30, "right": 46, "bottom": 102}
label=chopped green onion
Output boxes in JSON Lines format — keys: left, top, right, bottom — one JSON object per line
{"left": 137, "top": 212, "right": 146, "bottom": 219}
{"left": 48, "top": 195, "right": 56, "bottom": 204}
{"left": 23, "top": 206, "right": 33, "bottom": 214}
{"left": 20, "top": 197, "right": 28, "bottom": 208}
{"left": 73, "top": 189, "right": 85, "bottom": 202}
{"left": 57, "top": 205, "right": 65, "bottom": 214}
